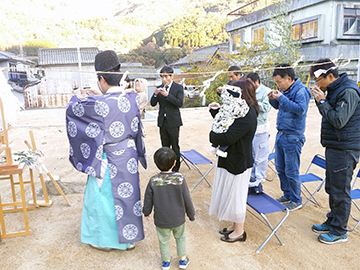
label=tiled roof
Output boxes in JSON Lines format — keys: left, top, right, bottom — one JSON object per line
{"left": 0, "top": 51, "right": 11, "bottom": 60}
{"left": 38, "top": 47, "right": 100, "bottom": 66}
{"left": 170, "top": 42, "right": 229, "bottom": 66}
{"left": 122, "top": 65, "right": 159, "bottom": 80}
{"left": 0, "top": 51, "right": 35, "bottom": 64}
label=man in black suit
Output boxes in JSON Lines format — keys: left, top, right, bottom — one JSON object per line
{"left": 150, "top": 66, "right": 184, "bottom": 172}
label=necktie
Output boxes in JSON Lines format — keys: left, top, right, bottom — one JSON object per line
{"left": 165, "top": 86, "right": 169, "bottom": 92}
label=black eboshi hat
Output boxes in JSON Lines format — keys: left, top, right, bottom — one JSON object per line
{"left": 94, "top": 50, "right": 121, "bottom": 72}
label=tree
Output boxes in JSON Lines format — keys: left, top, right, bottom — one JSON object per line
{"left": 199, "top": 0, "right": 303, "bottom": 105}
{"left": 265, "top": 0, "right": 302, "bottom": 66}
{"left": 162, "top": 13, "right": 229, "bottom": 49}
{"left": 164, "top": 48, "right": 184, "bottom": 65}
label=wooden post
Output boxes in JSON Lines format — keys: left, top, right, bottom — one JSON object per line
{"left": 0, "top": 97, "right": 12, "bottom": 165}
{"left": 26, "top": 131, "right": 70, "bottom": 206}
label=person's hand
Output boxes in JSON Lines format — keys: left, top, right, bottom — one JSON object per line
{"left": 267, "top": 90, "right": 274, "bottom": 99}
{"left": 216, "top": 87, "right": 223, "bottom": 94}
{"left": 268, "top": 90, "right": 281, "bottom": 100}
{"left": 74, "top": 88, "right": 100, "bottom": 99}
{"left": 125, "top": 88, "right": 136, "bottom": 93}
{"left": 144, "top": 215, "right": 150, "bottom": 221}
{"left": 84, "top": 88, "right": 103, "bottom": 96}
{"left": 208, "top": 102, "right": 220, "bottom": 110}
{"left": 159, "top": 88, "right": 169, "bottom": 97}
{"left": 73, "top": 89, "right": 86, "bottom": 99}
{"left": 154, "top": 87, "right": 162, "bottom": 95}
{"left": 310, "top": 85, "right": 325, "bottom": 102}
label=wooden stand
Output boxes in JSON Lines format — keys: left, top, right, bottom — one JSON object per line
{"left": 25, "top": 130, "right": 71, "bottom": 206}
{"left": 0, "top": 162, "right": 33, "bottom": 238}
{"left": 0, "top": 97, "right": 13, "bottom": 167}
{"left": 0, "top": 97, "right": 34, "bottom": 238}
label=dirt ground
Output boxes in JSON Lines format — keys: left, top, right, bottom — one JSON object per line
{"left": 0, "top": 102, "right": 359, "bottom": 270}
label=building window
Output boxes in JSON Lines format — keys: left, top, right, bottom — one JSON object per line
{"left": 9, "top": 63, "right": 18, "bottom": 81}
{"left": 293, "top": 19, "right": 318, "bottom": 40}
{"left": 253, "top": 27, "right": 264, "bottom": 42}
{"left": 343, "top": 7, "right": 360, "bottom": 35}
{"left": 232, "top": 33, "right": 241, "bottom": 51}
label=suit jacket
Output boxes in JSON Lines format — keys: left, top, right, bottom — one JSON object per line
{"left": 150, "top": 81, "right": 184, "bottom": 128}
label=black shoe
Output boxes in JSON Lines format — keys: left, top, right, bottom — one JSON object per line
{"left": 220, "top": 232, "right": 246, "bottom": 242}
{"left": 219, "top": 228, "right": 234, "bottom": 235}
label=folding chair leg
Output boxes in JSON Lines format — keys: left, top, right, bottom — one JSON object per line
{"left": 180, "top": 150, "right": 214, "bottom": 191}
{"left": 256, "top": 209, "right": 289, "bottom": 253}
{"left": 180, "top": 156, "right": 191, "bottom": 170}
{"left": 265, "top": 171, "right": 278, "bottom": 182}
{"left": 265, "top": 162, "right": 277, "bottom": 181}
{"left": 348, "top": 200, "right": 360, "bottom": 232}
{"left": 301, "top": 180, "right": 325, "bottom": 207}
{"left": 261, "top": 214, "right": 284, "bottom": 245}
{"left": 191, "top": 163, "right": 214, "bottom": 191}
{"left": 348, "top": 215, "right": 360, "bottom": 232}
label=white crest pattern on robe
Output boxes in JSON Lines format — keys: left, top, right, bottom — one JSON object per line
{"left": 66, "top": 90, "right": 147, "bottom": 243}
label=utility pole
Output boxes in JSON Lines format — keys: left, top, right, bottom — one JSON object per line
{"left": 75, "top": 21, "right": 82, "bottom": 90}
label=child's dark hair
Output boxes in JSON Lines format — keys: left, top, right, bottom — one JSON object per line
{"left": 154, "top": 147, "right": 176, "bottom": 172}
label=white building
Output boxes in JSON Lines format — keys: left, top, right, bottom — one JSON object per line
{"left": 25, "top": 48, "right": 159, "bottom": 108}
{"left": 0, "top": 51, "right": 35, "bottom": 85}
{"left": 226, "top": 0, "right": 360, "bottom": 79}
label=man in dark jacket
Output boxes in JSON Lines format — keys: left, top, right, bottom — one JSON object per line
{"left": 310, "top": 58, "right": 360, "bottom": 244}
{"left": 151, "top": 66, "right": 184, "bottom": 172}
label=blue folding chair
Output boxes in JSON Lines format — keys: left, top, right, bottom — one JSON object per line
{"left": 348, "top": 168, "right": 360, "bottom": 232}
{"left": 180, "top": 149, "right": 214, "bottom": 191}
{"left": 300, "top": 154, "right": 326, "bottom": 207}
{"left": 265, "top": 149, "right": 277, "bottom": 181}
{"left": 247, "top": 193, "right": 289, "bottom": 253}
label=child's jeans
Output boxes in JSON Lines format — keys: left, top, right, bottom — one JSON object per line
{"left": 156, "top": 223, "right": 186, "bottom": 262}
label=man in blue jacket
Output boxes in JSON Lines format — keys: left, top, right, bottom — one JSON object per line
{"left": 310, "top": 58, "right": 360, "bottom": 244}
{"left": 268, "top": 64, "right": 311, "bottom": 211}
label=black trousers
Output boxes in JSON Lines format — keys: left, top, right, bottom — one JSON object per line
{"left": 159, "top": 118, "right": 181, "bottom": 172}
{"left": 324, "top": 148, "right": 360, "bottom": 235}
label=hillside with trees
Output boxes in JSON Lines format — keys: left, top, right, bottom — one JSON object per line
{"left": 1, "top": 0, "right": 276, "bottom": 66}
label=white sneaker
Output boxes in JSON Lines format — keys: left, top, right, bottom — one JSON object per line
{"left": 179, "top": 257, "right": 190, "bottom": 269}
{"left": 216, "top": 149, "right": 228, "bottom": 158}
{"left": 249, "top": 178, "right": 262, "bottom": 187}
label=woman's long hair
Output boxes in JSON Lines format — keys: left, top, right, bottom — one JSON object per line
{"left": 232, "top": 79, "right": 260, "bottom": 116}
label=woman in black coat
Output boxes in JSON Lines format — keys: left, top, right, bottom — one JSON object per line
{"left": 209, "top": 79, "right": 259, "bottom": 242}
